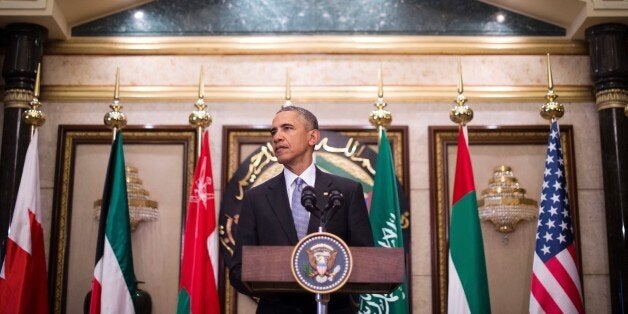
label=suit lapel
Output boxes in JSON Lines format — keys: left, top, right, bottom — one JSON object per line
{"left": 265, "top": 173, "right": 299, "bottom": 244}
{"left": 312, "top": 167, "right": 333, "bottom": 233}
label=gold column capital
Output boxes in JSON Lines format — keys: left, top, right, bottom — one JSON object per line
{"left": 3, "top": 89, "right": 34, "bottom": 109}
{"left": 595, "top": 88, "right": 628, "bottom": 111}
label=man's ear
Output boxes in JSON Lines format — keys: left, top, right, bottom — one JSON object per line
{"left": 308, "top": 129, "right": 320, "bottom": 146}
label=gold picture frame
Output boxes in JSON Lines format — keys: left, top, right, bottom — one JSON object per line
{"left": 428, "top": 125, "right": 580, "bottom": 314}
{"left": 49, "top": 125, "right": 196, "bottom": 314}
{"left": 219, "top": 125, "right": 410, "bottom": 314}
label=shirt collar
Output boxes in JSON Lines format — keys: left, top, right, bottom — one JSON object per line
{"left": 283, "top": 162, "right": 316, "bottom": 187}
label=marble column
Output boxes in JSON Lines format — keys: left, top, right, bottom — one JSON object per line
{"left": 0, "top": 23, "right": 47, "bottom": 263}
{"left": 585, "top": 23, "right": 628, "bottom": 313}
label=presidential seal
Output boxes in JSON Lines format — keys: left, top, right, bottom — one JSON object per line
{"left": 290, "top": 232, "right": 353, "bottom": 294}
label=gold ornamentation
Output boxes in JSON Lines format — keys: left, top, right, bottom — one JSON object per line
{"left": 189, "top": 67, "right": 213, "bottom": 129}
{"left": 283, "top": 70, "right": 293, "bottom": 107}
{"left": 369, "top": 68, "right": 392, "bottom": 129}
{"left": 540, "top": 54, "right": 564, "bottom": 121}
{"left": 40, "top": 84, "right": 593, "bottom": 103}
{"left": 594, "top": 88, "right": 628, "bottom": 111}
{"left": 94, "top": 166, "right": 159, "bottom": 231}
{"left": 22, "top": 63, "right": 46, "bottom": 129}
{"left": 450, "top": 60, "right": 473, "bottom": 125}
{"left": 45, "top": 36, "right": 587, "bottom": 55}
{"left": 477, "top": 166, "right": 538, "bottom": 234}
{"left": 3, "top": 89, "right": 33, "bottom": 109}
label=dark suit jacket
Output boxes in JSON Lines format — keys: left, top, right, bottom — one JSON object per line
{"left": 230, "top": 167, "right": 374, "bottom": 314}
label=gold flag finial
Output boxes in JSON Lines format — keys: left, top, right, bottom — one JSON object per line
{"left": 283, "top": 70, "right": 293, "bottom": 107}
{"left": 540, "top": 53, "right": 564, "bottom": 121}
{"left": 105, "top": 68, "right": 127, "bottom": 140}
{"left": 377, "top": 67, "right": 384, "bottom": 99}
{"left": 369, "top": 68, "right": 392, "bottom": 130}
{"left": 189, "top": 67, "right": 212, "bottom": 156}
{"left": 23, "top": 63, "right": 46, "bottom": 132}
{"left": 198, "top": 66, "right": 205, "bottom": 100}
{"left": 450, "top": 59, "right": 473, "bottom": 125}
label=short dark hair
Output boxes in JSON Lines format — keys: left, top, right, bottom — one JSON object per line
{"left": 276, "top": 106, "right": 319, "bottom": 130}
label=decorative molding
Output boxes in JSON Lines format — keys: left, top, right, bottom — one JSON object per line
{"left": 595, "top": 88, "right": 628, "bottom": 111}
{"left": 40, "top": 85, "right": 593, "bottom": 103}
{"left": 45, "top": 36, "right": 588, "bottom": 55}
{"left": 3, "top": 88, "right": 33, "bottom": 109}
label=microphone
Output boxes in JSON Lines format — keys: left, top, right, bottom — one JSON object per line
{"left": 301, "top": 185, "right": 320, "bottom": 218}
{"left": 326, "top": 189, "right": 344, "bottom": 210}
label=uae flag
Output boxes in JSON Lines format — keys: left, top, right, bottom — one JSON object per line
{"left": 89, "top": 133, "right": 137, "bottom": 314}
{"left": 447, "top": 125, "right": 491, "bottom": 314}
{"left": 177, "top": 128, "right": 220, "bottom": 314}
{"left": 0, "top": 130, "right": 49, "bottom": 314}
{"left": 359, "top": 128, "right": 409, "bottom": 314}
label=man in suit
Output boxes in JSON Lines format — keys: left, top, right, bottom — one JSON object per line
{"left": 230, "top": 106, "right": 374, "bottom": 313}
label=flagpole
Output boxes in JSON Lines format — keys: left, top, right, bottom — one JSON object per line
{"left": 104, "top": 68, "right": 127, "bottom": 142}
{"left": 22, "top": 63, "right": 46, "bottom": 139}
{"left": 189, "top": 66, "right": 212, "bottom": 159}
{"left": 369, "top": 67, "right": 392, "bottom": 134}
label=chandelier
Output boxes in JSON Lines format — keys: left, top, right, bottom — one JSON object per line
{"left": 94, "top": 166, "right": 159, "bottom": 231}
{"left": 477, "top": 165, "right": 537, "bottom": 233}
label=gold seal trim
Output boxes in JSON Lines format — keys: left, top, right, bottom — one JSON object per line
{"left": 45, "top": 36, "right": 587, "bottom": 55}
{"left": 40, "top": 85, "right": 593, "bottom": 103}
{"left": 595, "top": 88, "right": 628, "bottom": 111}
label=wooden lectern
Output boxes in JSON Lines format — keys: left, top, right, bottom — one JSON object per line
{"left": 241, "top": 246, "right": 404, "bottom": 294}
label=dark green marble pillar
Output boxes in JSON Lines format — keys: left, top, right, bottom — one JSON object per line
{"left": 585, "top": 23, "right": 628, "bottom": 313}
{"left": 0, "top": 23, "right": 47, "bottom": 264}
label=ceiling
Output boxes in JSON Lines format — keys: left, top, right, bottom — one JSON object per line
{"left": 0, "top": 0, "right": 626, "bottom": 40}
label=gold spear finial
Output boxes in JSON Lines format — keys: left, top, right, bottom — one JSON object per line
{"left": 369, "top": 68, "right": 392, "bottom": 130}
{"left": 104, "top": 68, "right": 127, "bottom": 140}
{"left": 283, "top": 69, "right": 293, "bottom": 107}
{"left": 378, "top": 66, "right": 384, "bottom": 99}
{"left": 198, "top": 66, "right": 205, "bottom": 100}
{"left": 189, "top": 66, "right": 213, "bottom": 156}
{"left": 23, "top": 63, "right": 46, "bottom": 134}
{"left": 540, "top": 53, "right": 564, "bottom": 121}
{"left": 450, "top": 59, "right": 473, "bottom": 125}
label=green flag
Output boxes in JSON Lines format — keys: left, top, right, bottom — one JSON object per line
{"left": 447, "top": 125, "right": 490, "bottom": 314}
{"left": 359, "top": 128, "right": 409, "bottom": 314}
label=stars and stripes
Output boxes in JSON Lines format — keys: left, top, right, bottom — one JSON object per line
{"left": 529, "top": 120, "right": 584, "bottom": 314}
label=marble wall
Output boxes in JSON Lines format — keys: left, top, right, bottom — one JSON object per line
{"left": 29, "top": 53, "right": 607, "bottom": 313}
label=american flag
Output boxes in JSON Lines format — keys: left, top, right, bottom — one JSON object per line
{"left": 529, "top": 120, "right": 584, "bottom": 314}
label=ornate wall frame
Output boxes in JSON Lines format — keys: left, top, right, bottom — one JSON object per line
{"left": 49, "top": 125, "right": 196, "bottom": 314}
{"left": 428, "top": 125, "right": 580, "bottom": 314}
{"left": 219, "top": 125, "right": 409, "bottom": 314}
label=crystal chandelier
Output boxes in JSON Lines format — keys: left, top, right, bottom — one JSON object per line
{"left": 94, "top": 166, "right": 159, "bottom": 231}
{"left": 477, "top": 165, "right": 537, "bottom": 233}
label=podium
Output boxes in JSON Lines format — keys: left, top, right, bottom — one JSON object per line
{"left": 241, "top": 246, "right": 404, "bottom": 294}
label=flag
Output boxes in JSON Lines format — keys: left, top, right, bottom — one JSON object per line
{"left": 359, "top": 128, "right": 409, "bottom": 313}
{"left": 177, "top": 128, "right": 220, "bottom": 314}
{"left": 0, "top": 130, "right": 49, "bottom": 313}
{"left": 447, "top": 125, "right": 491, "bottom": 314}
{"left": 89, "top": 133, "right": 137, "bottom": 314}
{"left": 529, "top": 120, "right": 584, "bottom": 314}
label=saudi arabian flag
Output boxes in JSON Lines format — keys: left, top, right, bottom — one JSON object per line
{"left": 359, "top": 128, "right": 409, "bottom": 314}
{"left": 447, "top": 125, "right": 491, "bottom": 314}
{"left": 90, "top": 133, "right": 137, "bottom": 314}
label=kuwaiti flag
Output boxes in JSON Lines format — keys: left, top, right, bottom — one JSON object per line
{"left": 0, "top": 130, "right": 49, "bottom": 314}
{"left": 447, "top": 125, "right": 491, "bottom": 314}
{"left": 177, "top": 128, "right": 220, "bottom": 314}
{"left": 89, "top": 133, "right": 137, "bottom": 314}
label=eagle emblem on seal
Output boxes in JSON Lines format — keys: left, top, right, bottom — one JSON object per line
{"left": 306, "top": 243, "right": 342, "bottom": 283}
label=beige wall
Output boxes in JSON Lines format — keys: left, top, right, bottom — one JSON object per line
{"left": 27, "top": 53, "right": 607, "bottom": 313}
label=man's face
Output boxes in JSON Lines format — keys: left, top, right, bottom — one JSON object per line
{"left": 270, "top": 110, "right": 319, "bottom": 171}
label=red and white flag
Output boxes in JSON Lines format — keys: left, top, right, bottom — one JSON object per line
{"left": 529, "top": 120, "right": 584, "bottom": 314}
{"left": 176, "top": 128, "right": 220, "bottom": 314}
{"left": 0, "top": 130, "right": 49, "bottom": 313}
